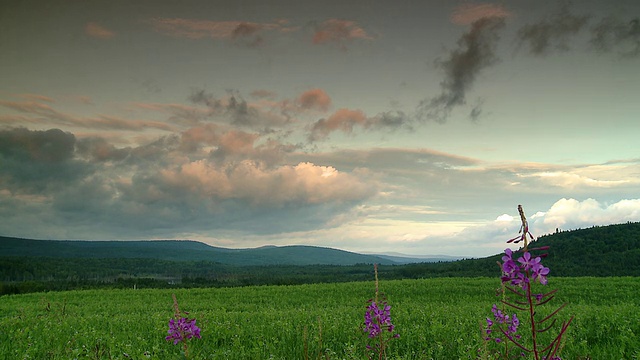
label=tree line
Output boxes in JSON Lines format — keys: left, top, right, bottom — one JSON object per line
{"left": 2, "top": 221, "right": 639, "bottom": 296}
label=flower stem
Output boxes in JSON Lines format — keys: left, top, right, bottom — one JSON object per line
{"left": 526, "top": 277, "right": 539, "bottom": 360}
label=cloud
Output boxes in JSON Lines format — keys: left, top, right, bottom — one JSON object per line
{"left": 0, "top": 127, "right": 75, "bottom": 163}
{"left": 516, "top": 6, "right": 590, "bottom": 56}
{"left": 76, "top": 137, "right": 131, "bottom": 162}
{"left": 522, "top": 171, "right": 633, "bottom": 189}
{"left": 411, "top": 197, "right": 640, "bottom": 257}
{"left": 296, "top": 88, "right": 332, "bottom": 112}
{"left": 85, "top": 22, "right": 116, "bottom": 39}
{"left": 312, "top": 19, "right": 373, "bottom": 49}
{"left": 450, "top": 3, "right": 512, "bottom": 25}
{"left": 0, "top": 128, "right": 90, "bottom": 193}
{"left": 308, "top": 107, "right": 413, "bottom": 142}
{"left": 308, "top": 108, "right": 368, "bottom": 141}
{"left": 189, "top": 88, "right": 347, "bottom": 134}
{"left": 590, "top": 17, "right": 640, "bottom": 58}
{"left": 294, "top": 147, "right": 479, "bottom": 173}
{"left": 131, "top": 102, "right": 208, "bottom": 126}
{"left": 0, "top": 99, "right": 177, "bottom": 132}
{"left": 188, "top": 89, "right": 291, "bottom": 130}
{"left": 16, "top": 93, "right": 55, "bottom": 103}
{"left": 160, "top": 160, "right": 375, "bottom": 206}
{"left": 534, "top": 198, "right": 640, "bottom": 231}
{"left": 417, "top": 16, "right": 506, "bottom": 123}
{"left": 506, "top": 161, "right": 640, "bottom": 192}
{"left": 250, "top": 89, "right": 278, "bottom": 100}
{"left": 0, "top": 122, "right": 379, "bottom": 239}
{"left": 147, "top": 18, "right": 296, "bottom": 46}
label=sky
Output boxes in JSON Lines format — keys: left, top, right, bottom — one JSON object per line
{"left": 1, "top": 0, "right": 639, "bottom": 257}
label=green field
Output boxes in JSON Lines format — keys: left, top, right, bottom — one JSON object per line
{"left": 1, "top": 277, "right": 639, "bottom": 359}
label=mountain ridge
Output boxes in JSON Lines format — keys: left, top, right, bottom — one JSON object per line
{"left": 0, "top": 236, "right": 403, "bottom": 266}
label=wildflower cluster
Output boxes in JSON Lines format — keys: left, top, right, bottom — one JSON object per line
{"left": 485, "top": 304, "right": 521, "bottom": 344}
{"left": 364, "top": 301, "right": 398, "bottom": 339}
{"left": 501, "top": 248, "right": 550, "bottom": 287}
{"left": 483, "top": 205, "right": 573, "bottom": 360}
{"left": 166, "top": 317, "right": 201, "bottom": 345}
{"left": 166, "top": 294, "right": 201, "bottom": 358}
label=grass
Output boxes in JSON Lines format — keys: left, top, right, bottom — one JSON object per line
{"left": 1, "top": 277, "right": 639, "bottom": 359}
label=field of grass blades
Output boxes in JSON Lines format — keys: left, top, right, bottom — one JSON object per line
{"left": 1, "top": 277, "right": 639, "bottom": 359}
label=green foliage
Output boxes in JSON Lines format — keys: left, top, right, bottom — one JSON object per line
{"left": 0, "top": 277, "right": 638, "bottom": 359}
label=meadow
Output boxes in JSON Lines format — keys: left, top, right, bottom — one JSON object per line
{"left": 1, "top": 276, "right": 639, "bottom": 359}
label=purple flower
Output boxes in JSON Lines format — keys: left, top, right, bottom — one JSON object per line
{"left": 487, "top": 305, "right": 520, "bottom": 342}
{"left": 508, "top": 314, "right": 520, "bottom": 335}
{"left": 491, "top": 304, "right": 506, "bottom": 324}
{"left": 364, "top": 301, "right": 397, "bottom": 339}
{"left": 485, "top": 318, "right": 494, "bottom": 336}
{"left": 166, "top": 317, "right": 201, "bottom": 345}
{"left": 532, "top": 265, "right": 550, "bottom": 285}
{"left": 501, "top": 249, "right": 529, "bottom": 287}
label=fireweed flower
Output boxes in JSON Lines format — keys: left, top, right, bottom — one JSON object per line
{"left": 364, "top": 301, "right": 397, "bottom": 338}
{"left": 363, "top": 264, "right": 399, "bottom": 359}
{"left": 166, "top": 317, "right": 201, "bottom": 345}
{"left": 483, "top": 205, "right": 573, "bottom": 360}
{"left": 166, "top": 294, "right": 201, "bottom": 358}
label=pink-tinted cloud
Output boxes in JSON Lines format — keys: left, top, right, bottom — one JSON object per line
{"left": 181, "top": 123, "right": 221, "bottom": 145}
{"left": 307, "top": 107, "right": 412, "bottom": 141}
{"left": 159, "top": 159, "right": 375, "bottom": 206}
{"left": 85, "top": 22, "right": 116, "bottom": 39}
{"left": 309, "top": 108, "right": 368, "bottom": 141}
{"left": 313, "top": 19, "right": 373, "bottom": 48}
{"left": 450, "top": 3, "right": 511, "bottom": 25}
{"left": 296, "top": 88, "right": 332, "bottom": 112}
{"left": 218, "top": 130, "right": 259, "bottom": 156}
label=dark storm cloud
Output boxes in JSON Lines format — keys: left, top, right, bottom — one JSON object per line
{"left": 417, "top": 17, "right": 506, "bottom": 123}
{"left": 591, "top": 17, "right": 640, "bottom": 58}
{"left": 0, "top": 127, "right": 74, "bottom": 162}
{"left": 0, "top": 123, "right": 377, "bottom": 239}
{"left": 0, "top": 128, "right": 90, "bottom": 192}
{"left": 516, "top": 6, "right": 590, "bottom": 56}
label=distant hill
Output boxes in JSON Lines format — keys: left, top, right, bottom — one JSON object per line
{"left": 397, "top": 221, "right": 640, "bottom": 278}
{"left": 0, "top": 237, "right": 396, "bottom": 266}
